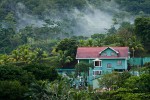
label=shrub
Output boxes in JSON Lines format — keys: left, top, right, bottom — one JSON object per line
{"left": 23, "top": 63, "right": 58, "bottom": 81}
{"left": 0, "top": 80, "right": 27, "bottom": 100}
{"left": 0, "top": 64, "right": 35, "bottom": 84}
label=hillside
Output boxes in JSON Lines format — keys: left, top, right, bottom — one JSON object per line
{"left": 0, "top": 0, "right": 150, "bottom": 54}
{"left": 0, "top": 1, "right": 150, "bottom": 100}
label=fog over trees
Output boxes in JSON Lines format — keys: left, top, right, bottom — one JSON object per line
{"left": 0, "top": 0, "right": 150, "bottom": 100}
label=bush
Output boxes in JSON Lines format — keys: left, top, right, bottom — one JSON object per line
{"left": 0, "top": 65, "right": 35, "bottom": 84}
{"left": 23, "top": 63, "right": 58, "bottom": 81}
{"left": 0, "top": 80, "right": 27, "bottom": 100}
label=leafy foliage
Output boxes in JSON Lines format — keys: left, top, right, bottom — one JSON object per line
{"left": 0, "top": 80, "right": 27, "bottom": 100}
{"left": 115, "top": 0, "right": 150, "bottom": 14}
{"left": 0, "top": 64, "right": 34, "bottom": 84}
{"left": 135, "top": 17, "right": 150, "bottom": 52}
{"left": 0, "top": 0, "right": 150, "bottom": 99}
{"left": 75, "top": 62, "right": 92, "bottom": 76}
{"left": 0, "top": 45, "right": 48, "bottom": 65}
{"left": 23, "top": 63, "right": 58, "bottom": 81}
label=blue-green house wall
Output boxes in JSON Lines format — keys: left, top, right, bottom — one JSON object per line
{"left": 102, "top": 59, "right": 126, "bottom": 71}
{"left": 77, "top": 48, "right": 128, "bottom": 85}
{"left": 79, "top": 59, "right": 127, "bottom": 85}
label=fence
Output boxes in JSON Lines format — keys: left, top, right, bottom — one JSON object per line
{"left": 128, "top": 57, "right": 150, "bottom": 66}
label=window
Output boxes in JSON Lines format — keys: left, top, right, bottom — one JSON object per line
{"left": 95, "top": 61, "right": 99, "bottom": 66}
{"left": 117, "top": 60, "right": 122, "bottom": 65}
{"left": 93, "top": 70, "right": 102, "bottom": 76}
{"left": 107, "top": 63, "right": 112, "bottom": 68}
{"left": 94, "top": 61, "right": 101, "bottom": 67}
{"left": 102, "top": 52, "right": 107, "bottom": 56}
{"left": 111, "top": 52, "right": 115, "bottom": 56}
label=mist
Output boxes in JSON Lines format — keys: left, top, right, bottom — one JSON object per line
{"left": 71, "top": 7, "right": 113, "bottom": 36}
{"left": 15, "top": 1, "right": 134, "bottom": 36}
{"left": 16, "top": 3, "right": 47, "bottom": 30}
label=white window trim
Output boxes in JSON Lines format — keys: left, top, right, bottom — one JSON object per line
{"left": 93, "top": 60, "right": 102, "bottom": 67}
{"left": 93, "top": 70, "right": 102, "bottom": 77}
{"left": 107, "top": 63, "right": 112, "bottom": 69}
{"left": 101, "top": 52, "right": 107, "bottom": 56}
{"left": 117, "top": 60, "right": 122, "bottom": 66}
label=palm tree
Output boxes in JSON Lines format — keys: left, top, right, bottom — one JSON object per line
{"left": 69, "top": 90, "right": 91, "bottom": 100}
{"left": 56, "top": 50, "right": 73, "bottom": 68}
{"left": 78, "top": 40, "right": 86, "bottom": 47}
{"left": 25, "top": 81, "right": 51, "bottom": 100}
{"left": 85, "top": 39, "right": 94, "bottom": 47}
{"left": 128, "top": 36, "right": 145, "bottom": 57}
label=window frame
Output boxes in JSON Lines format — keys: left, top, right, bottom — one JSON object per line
{"left": 93, "top": 70, "right": 102, "bottom": 77}
{"left": 101, "top": 52, "right": 107, "bottom": 56}
{"left": 111, "top": 52, "right": 115, "bottom": 56}
{"left": 107, "top": 63, "right": 112, "bottom": 68}
{"left": 117, "top": 60, "right": 122, "bottom": 66}
{"left": 94, "top": 60, "right": 102, "bottom": 67}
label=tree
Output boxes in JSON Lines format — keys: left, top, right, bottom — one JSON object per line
{"left": 23, "top": 63, "right": 58, "bottom": 81}
{"left": 9, "top": 45, "right": 37, "bottom": 64}
{"left": 0, "top": 54, "right": 10, "bottom": 65}
{"left": 3, "top": 12, "right": 16, "bottom": 30}
{"left": 55, "top": 38, "right": 77, "bottom": 58}
{"left": 128, "top": 36, "right": 145, "bottom": 57}
{"left": 55, "top": 38, "right": 78, "bottom": 67}
{"left": 0, "top": 80, "right": 27, "bottom": 100}
{"left": 0, "top": 64, "right": 35, "bottom": 85}
{"left": 91, "top": 33, "right": 105, "bottom": 46}
{"left": 107, "top": 26, "right": 117, "bottom": 35}
{"left": 75, "top": 62, "right": 92, "bottom": 87}
{"left": 25, "top": 81, "right": 51, "bottom": 100}
{"left": 138, "top": 74, "right": 150, "bottom": 93}
{"left": 117, "top": 71, "right": 131, "bottom": 88}
{"left": 75, "top": 62, "right": 92, "bottom": 76}
{"left": 85, "top": 38, "right": 94, "bottom": 47}
{"left": 0, "top": 27, "right": 16, "bottom": 54}
{"left": 1, "top": 45, "right": 48, "bottom": 65}
{"left": 26, "top": 78, "right": 72, "bottom": 100}
{"left": 135, "top": 17, "right": 150, "bottom": 52}
{"left": 98, "top": 72, "right": 119, "bottom": 90}
{"left": 56, "top": 50, "right": 73, "bottom": 68}
{"left": 114, "top": 0, "right": 150, "bottom": 14}
{"left": 116, "top": 22, "right": 134, "bottom": 46}
{"left": 69, "top": 90, "right": 91, "bottom": 100}
{"left": 91, "top": 33, "right": 105, "bottom": 40}
{"left": 104, "top": 34, "right": 119, "bottom": 45}
{"left": 78, "top": 39, "right": 86, "bottom": 47}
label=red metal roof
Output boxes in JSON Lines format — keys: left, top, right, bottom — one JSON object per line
{"left": 76, "top": 47, "right": 129, "bottom": 59}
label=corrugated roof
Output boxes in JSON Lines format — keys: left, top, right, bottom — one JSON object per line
{"left": 76, "top": 47, "right": 129, "bottom": 59}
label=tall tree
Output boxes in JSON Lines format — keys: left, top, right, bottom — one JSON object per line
{"left": 135, "top": 17, "right": 150, "bottom": 52}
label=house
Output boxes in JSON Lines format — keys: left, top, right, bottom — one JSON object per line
{"left": 76, "top": 47, "right": 130, "bottom": 87}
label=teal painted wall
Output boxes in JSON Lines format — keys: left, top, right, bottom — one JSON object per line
{"left": 79, "top": 59, "right": 90, "bottom": 63}
{"left": 79, "top": 59, "right": 127, "bottom": 85}
{"left": 88, "top": 59, "right": 126, "bottom": 75}
{"left": 78, "top": 57, "right": 150, "bottom": 86}
{"left": 78, "top": 48, "right": 128, "bottom": 85}
{"left": 101, "top": 59, "right": 126, "bottom": 72}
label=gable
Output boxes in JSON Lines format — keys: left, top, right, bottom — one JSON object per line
{"left": 100, "top": 47, "right": 118, "bottom": 56}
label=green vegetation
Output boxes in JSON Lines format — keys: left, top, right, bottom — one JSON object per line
{"left": 0, "top": 0, "right": 150, "bottom": 100}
